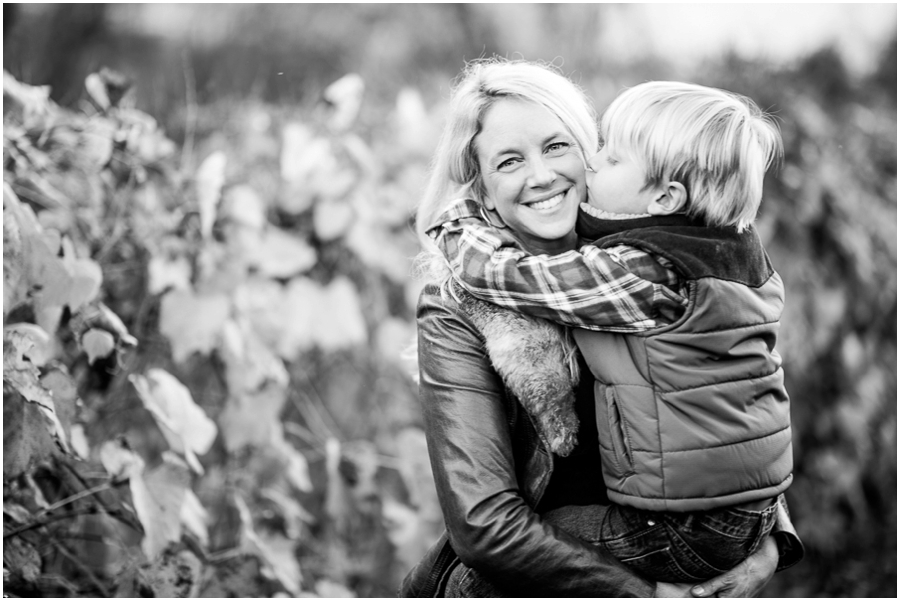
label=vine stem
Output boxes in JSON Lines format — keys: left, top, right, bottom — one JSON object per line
{"left": 3, "top": 482, "right": 113, "bottom": 539}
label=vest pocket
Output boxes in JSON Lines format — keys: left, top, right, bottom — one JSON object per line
{"left": 605, "top": 387, "right": 635, "bottom": 475}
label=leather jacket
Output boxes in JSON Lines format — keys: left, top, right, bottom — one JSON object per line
{"left": 400, "top": 285, "right": 803, "bottom": 597}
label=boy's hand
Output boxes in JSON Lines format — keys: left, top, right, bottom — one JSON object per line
{"left": 428, "top": 199, "right": 522, "bottom": 264}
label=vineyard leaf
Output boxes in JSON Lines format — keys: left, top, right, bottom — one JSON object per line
{"left": 232, "top": 277, "right": 287, "bottom": 353}
{"left": 180, "top": 489, "right": 209, "bottom": 546}
{"left": 39, "top": 365, "right": 79, "bottom": 443}
{"left": 147, "top": 255, "right": 192, "bottom": 294}
{"left": 80, "top": 117, "right": 116, "bottom": 169}
{"left": 3, "top": 194, "right": 26, "bottom": 315}
{"left": 159, "top": 289, "right": 230, "bottom": 362}
{"left": 314, "top": 580, "right": 356, "bottom": 598}
{"left": 4, "top": 329, "right": 55, "bottom": 411}
{"left": 323, "top": 73, "right": 365, "bottom": 133}
{"left": 313, "top": 198, "right": 355, "bottom": 241}
{"left": 218, "top": 387, "right": 287, "bottom": 452}
{"left": 62, "top": 255, "right": 103, "bottom": 312}
{"left": 99, "top": 438, "right": 145, "bottom": 481}
{"left": 282, "top": 441, "right": 313, "bottom": 493}
{"left": 84, "top": 72, "right": 111, "bottom": 110}
{"left": 280, "top": 123, "right": 334, "bottom": 185}
{"left": 255, "top": 530, "right": 302, "bottom": 596}
{"left": 3, "top": 329, "right": 70, "bottom": 453}
{"left": 2, "top": 534, "right": 42, "bottom": 585}
{"left": 218, "top": 319, "right": 288, "bottom": 393}
{"left": 3, "top": 382, "right": 59, "bottom": 479}
{"left": 394, "top": 86, "right": 436, "bottom": 156}
{"left": 132, "top": 452, "right": 191, "bottom": 559}
{"left": 82, "top": 328, "right": 116, "bottom": 364}
{"left": 130, "top": 369, "right": 218, "bottom": 474}
{"left": 234, "top": 494, "right": 302, "bottom": 595}
{"left": 344, "top": 219, "right": 415, "bottom": 283}
{"left": 196, "top": 151, "right": 227, "bottom": 240}
{"left": 260, "top": 488, "right": 315, "bottom": 538}
{"left": 374, "top": 317, "right": 416, "bottom": 368}
{"left": 315, "top": 276, "right": 367, "bottom": 352}
{"left": 382, "top": 497, "right": 428, "bottom": 571}
{"left": 249, "top": 226, "right": 317, "bottom": 279}
{"left": 277, "top": 277, "right": 320, "bottom": 358}
{"left": 4, "top": 323, "right": 53, "bottom": 368}
{"left": 4, "top": 185, "right": 70, "bottom": 332}
{"left": 221, "top": 184, "right": 267, "bottom": 230}
{"left": 2, "top": 71, "right": 53, "bottom": 129}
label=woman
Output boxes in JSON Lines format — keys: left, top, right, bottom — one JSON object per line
{"left": 401, "top": 59, "right": 803, "bottom": 597}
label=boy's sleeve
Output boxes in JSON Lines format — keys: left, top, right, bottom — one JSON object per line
{"left": 427, "top": 199, "right": 684, "bottom": 332}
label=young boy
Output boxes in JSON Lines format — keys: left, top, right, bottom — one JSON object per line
{"left": 426, "top": 81, "right": 793, "bottom": 583}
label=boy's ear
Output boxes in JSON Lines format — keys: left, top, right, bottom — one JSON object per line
{"left": 648, "top": 181, "right": 688, "bottom": 216}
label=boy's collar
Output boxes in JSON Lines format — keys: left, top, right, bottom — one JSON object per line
{"left": 580, "top": 202, "right": 651, "bottom": 221}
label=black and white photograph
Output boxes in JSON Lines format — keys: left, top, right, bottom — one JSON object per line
{"left": 2, "top": 3, "right": 896, "bottom": 598}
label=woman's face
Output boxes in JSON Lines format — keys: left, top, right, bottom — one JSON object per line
{"left": 474, "top": 98, "right": 585, "bottom": 253}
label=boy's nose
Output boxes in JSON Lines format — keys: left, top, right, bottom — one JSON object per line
{"left": 587, "top": 152, "right": 601, "bottom": 172}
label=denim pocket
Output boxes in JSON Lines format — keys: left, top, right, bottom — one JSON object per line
{"left": 696, "top": 501, "right": 779, "bottom": 559}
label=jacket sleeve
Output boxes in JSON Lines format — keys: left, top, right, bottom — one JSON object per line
{"left": 771, "top": 493, "right": 805, "bottom": 571}
{"left": 416, "top": 287, "right": 654, "bottom": 597}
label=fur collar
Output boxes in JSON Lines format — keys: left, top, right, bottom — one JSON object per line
{"left": 454, "top": 284, "right": 581, "bottom": 456}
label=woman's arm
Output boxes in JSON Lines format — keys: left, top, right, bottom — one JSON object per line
{"left": 417, "top": 286, "right": 654, "bottom": 597}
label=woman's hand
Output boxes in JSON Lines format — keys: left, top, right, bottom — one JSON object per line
{"left": 690, "top": 535, "right": 779, "bottom": 597}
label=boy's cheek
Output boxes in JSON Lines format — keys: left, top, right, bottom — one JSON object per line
{"left": 585, "top": 172, "right": 603, "bottom": 206}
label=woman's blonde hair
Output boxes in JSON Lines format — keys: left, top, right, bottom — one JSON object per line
{"left": 600, "top": 81, "right": 782, "bottom": 232}
{"left": 415, "top": 58, "right": 600, "bottom": 253}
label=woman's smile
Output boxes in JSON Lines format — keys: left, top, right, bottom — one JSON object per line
{"left": 523, "top": 189, "right": 569, "bottom": 211}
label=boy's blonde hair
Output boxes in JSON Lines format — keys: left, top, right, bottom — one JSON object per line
{"left": 415, "top": 59, "right": 599, "bottom": 248}
{"left": 600, "top": 81, "right": 782, "bottom": 232}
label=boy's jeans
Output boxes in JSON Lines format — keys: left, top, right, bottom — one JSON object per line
{"left": 599, "top": 500, "right": 779, "bottom": 583}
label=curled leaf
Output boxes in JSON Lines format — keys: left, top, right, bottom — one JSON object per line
{"left": 82, "top": 328, "right": 116, "bottom": 364}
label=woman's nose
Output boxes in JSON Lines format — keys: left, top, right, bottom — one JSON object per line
{"left": 527, "top": 158, "right": 557, "bottom": 186}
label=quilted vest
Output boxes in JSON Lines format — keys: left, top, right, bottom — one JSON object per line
{"left": 573, "top": 212, "right": 793, "bottom": 512}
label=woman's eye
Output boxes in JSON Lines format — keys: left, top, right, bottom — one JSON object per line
{"left": 497, "top": 157, "right": 519, "bottom": 170}
{"left": 546, "top": 142, "right": 570, "bottom": 154}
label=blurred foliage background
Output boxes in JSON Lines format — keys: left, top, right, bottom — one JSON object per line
{"left": 2, "top": 4, "right": 896, "bottom": 598}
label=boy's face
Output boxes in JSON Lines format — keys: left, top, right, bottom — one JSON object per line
{"left": 586, "top": 147, "right": 661, "bottom": 216}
